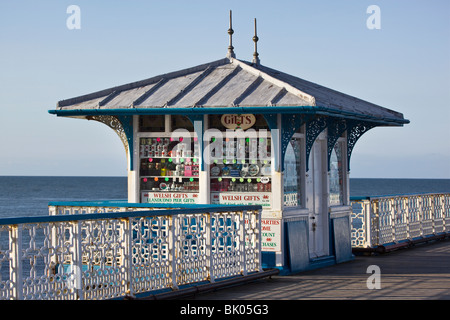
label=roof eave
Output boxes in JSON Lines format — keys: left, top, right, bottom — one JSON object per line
{"left": 48, "top": 105, "right": 409, "bottom": 126}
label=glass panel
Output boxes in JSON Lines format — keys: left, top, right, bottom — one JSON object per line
{"left": 171, "top": 115, "right": 194, "bottom": 131}
{"left": 139, "top": 135, "right": 200, "bottom": 203}
{"left": 209, "top": 136, "right": 272, "bottom": 193}
{"left": 207, "top": 114, "right": 272, "bottom": 208}
{"left": 139, "top": 115, "right": 165, "bottom": 132}
{"left": 329, "top": 141, "right": 344, "bottom": 205}
{"left": 283, "top": 138, "right": 302, "bottom": 207}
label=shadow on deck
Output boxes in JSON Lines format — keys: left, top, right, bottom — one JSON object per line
{"left": 177, "top": 238, "right": 450, "bottom": 300}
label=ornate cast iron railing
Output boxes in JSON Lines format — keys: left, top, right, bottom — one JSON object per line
{"left": 350, "top": 193, "right": 450, "bottom": 250}
{"left": 0, "top": 204, "right": 262, "bottom": 300}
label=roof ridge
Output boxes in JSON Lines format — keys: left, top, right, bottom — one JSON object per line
{"left": 231, "top": 59, "right": 316, "bottom": 106}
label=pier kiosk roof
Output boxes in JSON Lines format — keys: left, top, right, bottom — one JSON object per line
{"left": 49, "top": 57, "right": 408, "bottom": 126}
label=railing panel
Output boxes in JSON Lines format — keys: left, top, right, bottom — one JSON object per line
{"left": 433, "top": 195, "right": 444, "bottom": 234}
{"left": 79, "top": 218, "right": 128, "bottom": 300}
{"left": 174, "top": 213, "right": 209, "bottom": 286}
{"left": 351, "top": 193, "right": 450, "bottom": 249}
{"left": 0, "top": 225, "right": 13, "bottom": 300}
{"left": 130, "top": 216, "right": 171, "bottom": 294}
{"left": 408, "top": 195, "right": 422, "bottom": 239}
{"left": 350, "top": 201, "right": 367, "bottom": 247}
{"left": 444, "top": 195, "right": 450, "bottom": 232}
{"left": 244, "top": 209, "right": 261, "bottom": 273}
{"left": 16, "top": 222, "right": 78, "bottom": 300}
{"left": 377, "top": 198, "right": 394, "bottom": 245}
{"left": 421, "top": 195, "right": 434, "bottom": 237}
{"left": 391, "top": 197, "right": 406, "bottom": 242}
{"left": 0, "top": 204, "right": 262, "bottom": 300}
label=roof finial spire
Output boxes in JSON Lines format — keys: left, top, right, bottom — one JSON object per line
{"left": 252, "top": 18, "right": 260, "bottom": 65}
{"left": 227, "top": 10, "right": 236, "bottom": 60}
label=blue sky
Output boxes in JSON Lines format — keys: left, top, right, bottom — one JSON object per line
{"left": 0, "top": 0, "right": 449, "bottom": 178}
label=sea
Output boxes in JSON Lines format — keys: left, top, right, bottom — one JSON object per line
{"left": 0, "top": 176, "right": 449, "bottom": 219}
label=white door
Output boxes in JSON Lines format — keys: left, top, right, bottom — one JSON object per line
{"left": 309, "top": 135, "right": 329, "bottom": 258}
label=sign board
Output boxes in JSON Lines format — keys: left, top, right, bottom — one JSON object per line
{"left": 221, "top": 114, "right": 256, "bottom": 130}
{"left": 210, "top": 192, "right": 272, "bottom": 208}
{"left": 261, "top": 219, "right": 281, "bottom": 252}
{"left": 142, "top": 192, "right": 199, "bottom": 204}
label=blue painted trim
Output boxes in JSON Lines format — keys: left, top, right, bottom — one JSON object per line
{"left": 307, "top": 255, "right": 338, "bottom": 271}
{"left": 330, "top": 215, "right": 353, "bottom": 263}
{"left": 350, "top": 191, "right": 450, "bottom": 201}
{"left": 262, "top": 114, "right": 278, "bottom": 130}
{"left": 48, "top": 200, "right": 259, "bottom": 209}
{"left": 49, "top": 106, "right": 409, "bottom": 126}
{"left": 261, "top": 251, "right": 276, "bottom": 269}
{"left": 0, "top": 204, "right": 262, "bottom": 226}
{"left": 350, "top": 196, "right": 371, "bottom": 201}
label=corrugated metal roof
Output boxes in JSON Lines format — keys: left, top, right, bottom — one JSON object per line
{"left": 54, "top": 57, "right": 407, "bottom": 124}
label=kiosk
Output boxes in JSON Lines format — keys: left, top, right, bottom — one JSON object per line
{"left": 49, "top": 20, "right": 408, "bottom": 273}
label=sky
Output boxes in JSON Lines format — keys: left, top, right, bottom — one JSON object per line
{"left": 0, "top": 0, "right": 449, "bottom": 178}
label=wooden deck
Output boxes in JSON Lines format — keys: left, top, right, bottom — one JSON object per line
{"left": 186, "top": 238, "right": 450, "bottom": 300}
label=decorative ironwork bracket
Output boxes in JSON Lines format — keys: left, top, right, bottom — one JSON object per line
{"left": 305, "top": 116, "right": 328, "bottom": 171}
{"left": 280, "top": 114, "right": 309, "bottom": 171}
{"left": 87, "top": 115, "right": 134, "bottom": 170}
{"left": 346, "top": 121, "right": 377, "bottom": 171}
{"left": 262, "top": 113, "right": 310, "bottom": 172}
{"left": 326, "top": 118, "right": 348, "bottom": 171}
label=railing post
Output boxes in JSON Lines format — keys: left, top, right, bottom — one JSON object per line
{"left": 419, "top": 196, "right": 424, "bottom": 237}
{"left": 9, "top": 225, "right": 23, "bottom": 300}
{"left": 72, "top": 221, "right": 83, "bottom": 300}
{"left": 442, "top": 194, "right": 448, "bottom": 232}
{"left": 122, "top": 218, "right": 134, "bottom": 298}
{"left": 391, "top": 198, "right": 396, "bottom": 243}
{"left": 169, "top": 216, "right": 179, "bottom": 290}
{"left": 364, "top": 200, "right": 371, "bottom": 248}
{"left": 440, "top": 194, "right": 445, "bottom": 233}
{"left": 257, "top": 208, "right": 262, "bottom": 272}
{"left": 372, "top": 200, "right": 380, "bottom": 247}
{"left": 208, "top": 212, "right": 215, "bottom": 283}
{"left": 241, "top": 210, "right": 247, "bottom": 276}
{"left": 431, "top": 194, "right": 436, "bottom": 235}
{"left": 405, "top": 196, "right": 411, "bottom": 241}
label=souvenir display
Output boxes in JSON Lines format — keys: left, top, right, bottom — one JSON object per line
{"left": 240, "top": 163, "right": 249, "bottom": 177}
{"left": 209, "top": 135, "right": 271, "bottom": 194}
{"left": 248, "top": 164, "right": 259, "bottom": 176}
{"left": 139, "top": 137, "right": 199, "bottom": 194}
{"left": 211, "top": 166, "right": 221, "bottom": 176}
{"left": 261, "top": 162, "right": 271, "bottom": 175}
{"left": 222, "top": 166, "right": 230, "bottom": 176}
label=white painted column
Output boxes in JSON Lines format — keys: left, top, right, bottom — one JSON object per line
{"left": 128, "top": 115, "right": 139, "bottom": 203}
{"left": 270, "top": 114, "right": 283, "bottom": 214}
{"left": 199, "top": 115, "right": 210, "bottom": 204}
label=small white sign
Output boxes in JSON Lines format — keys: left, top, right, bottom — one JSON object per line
{"left": 142, "top": 192, "right": 199, "bottom": 204}
{"left": 210, "top": 192, "right": 272, "bottom": 208}
{"left": 261, "top": 219, "right": 281, "bottom": 252}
